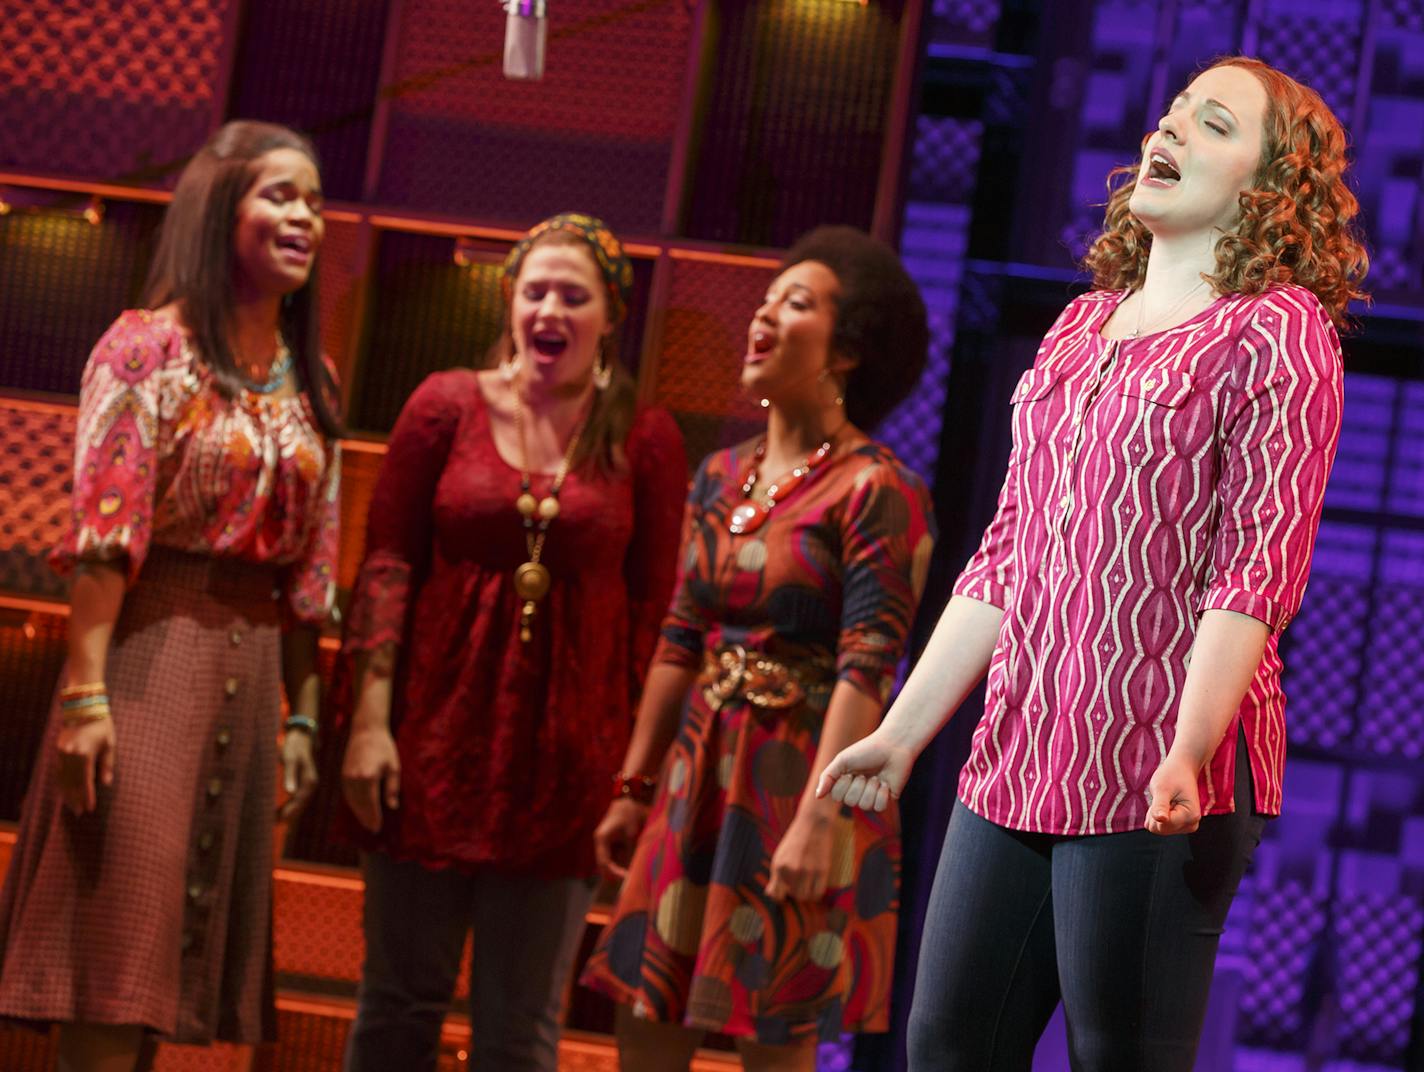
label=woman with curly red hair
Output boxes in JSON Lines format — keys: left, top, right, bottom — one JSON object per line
{"left": 818, "top": 56, "right": 1368, "bottom": 1070}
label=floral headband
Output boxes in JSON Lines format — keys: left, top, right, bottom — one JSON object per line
{"left": 501, "top": 212, "right": 634, "bottom": 325}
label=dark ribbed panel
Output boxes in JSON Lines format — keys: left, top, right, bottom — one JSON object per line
{"left": 349, "top": 232, "right": 508, "bottom": 435}
{"left": 225, "top": 0, "right": 392, "bottom": 202}
{"left": 0, "top": 612, "right": 64, "bottom": 822}
{"left": 0, "top": 204, "right": 165, "bottom": 396}
{"left": 683, "top": 0, "right": 903, "bottom": 246}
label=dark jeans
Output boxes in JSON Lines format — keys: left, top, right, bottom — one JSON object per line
{"left": 908, "top": 736, "right": 1266, "bottom": 1072}
{"left": 342, "top": 851, "right": 594, "bottom": 1072}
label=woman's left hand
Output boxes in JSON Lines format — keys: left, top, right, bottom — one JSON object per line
{"left": 1145, "top": 752, "right": 1201, "bottom": 836}
{"left": 278, "top": 728, "right": 319, "bottom": 822}
{"left": 765, "top": 811, "right": 834, "bottom": 902}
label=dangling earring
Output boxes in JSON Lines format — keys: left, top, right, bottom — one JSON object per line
{"left": 591, "top": 343, "right": 612, "bottom": 391}
{"left": 818, "top": 369, "right": 845, "bottom": 408}
{"left": 500, "top": 350, "right": 522, "bottom": 383}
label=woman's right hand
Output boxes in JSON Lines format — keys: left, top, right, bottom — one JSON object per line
{"left": 814, "top": 729, "right": 917, "bottom": 813}
{"left": 57, "top": 719, "right": 116, "bottom": 815}
{"left": 342, "top": 725, "right": 401, "bottom": 833}
{"left": 594, "top": 798, "right": 649, "bottom": 882}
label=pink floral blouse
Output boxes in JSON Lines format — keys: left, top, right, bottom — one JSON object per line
{"left": 51, "top": 309, "right": 340, "bottom": 625}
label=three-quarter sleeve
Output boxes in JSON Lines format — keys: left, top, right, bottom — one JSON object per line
{"left": 50, "top": 312, "right": 172, "bottom": 585}
{"left": 342, "top": 370, "right": 469, "bottom": 653}
{"left": 951, "top": 462, "right": 1019, "bottom": 610}
{"left": 836, "top": 460, "right": 936, "bottom": 704}
{"left": 651, "top": 453, "right": 720, "bottom": 669}
{"left": 623, "top": 407, "right": 689, "bottom": 697}
{"left": 1200, "top": 289, "right": 1343, "bottom": 632}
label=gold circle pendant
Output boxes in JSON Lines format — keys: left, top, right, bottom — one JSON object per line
{"left": 514, "top": 561, "right": 552, "bottom": 601}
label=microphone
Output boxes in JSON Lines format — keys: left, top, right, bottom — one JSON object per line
{"left": 503, "top": 0, "right": 547, "bottom": 81}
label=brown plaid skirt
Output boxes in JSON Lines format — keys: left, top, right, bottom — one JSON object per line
{"left": 0, "top": 547, "right": 283, "bottom": 1044}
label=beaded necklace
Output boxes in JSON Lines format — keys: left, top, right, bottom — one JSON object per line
{"left": 511, "top": 388, "right": 589, "bottom": 642}
{"left": 241, "top": 338, "right": 293, "bottom": 395}
{"left": 728, "top": 438, "right": 835, "bottom": 536}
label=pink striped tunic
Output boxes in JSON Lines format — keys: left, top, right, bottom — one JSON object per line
{"left": 953, "top": 284, "right": 1342, "bottom": 835}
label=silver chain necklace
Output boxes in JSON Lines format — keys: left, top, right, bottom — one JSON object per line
{"left": 1127, "top": 278, "right": 1210, "bottom": 339}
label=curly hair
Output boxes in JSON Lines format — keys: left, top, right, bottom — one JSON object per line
{"left": 1081, "top": 56, "right": 1369, "bottom": 326}
{"left": 780, "top": 226, "right": 928, "bottom": 430}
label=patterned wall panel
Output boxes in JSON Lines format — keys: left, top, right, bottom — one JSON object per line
{"left": 928, "top": 0, "right": 1001, "bottom": 49}
{"left": 0, "top": 0, "right": 231, "bottom": 183}
{"left": 315, "top": 216, "right": 366, "bottom": 390}
{"left": 0, "top": 402, "right": 72, "bottom": 601}
{"left": 684, "top": 0, "right": 904, "bottom": 247}
{"left": 651, "top": 253, "right": 775, "bottom": 467}
{"left": 374, "top": 0, "right": 693, "bottom": 232}
{"left": 225, "top": 0, "right": 391, "bottom": 202}
{"left": 1248, "top": 0, "right": 1366, "bottom": 129}
{"left": 1333, "top": 891, "right": 1424, "bottom": 1063}
{"left": 0, "top": 204, "right": 165, "bottom": 396}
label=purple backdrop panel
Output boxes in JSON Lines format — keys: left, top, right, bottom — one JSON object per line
{"left": 1326, "top": 373, "right": 1394, "bottom": 512}
{"left": 1386, "top": 381, "right": 1424, "bottom": 517}
{"left": 1238, "top": 879, "right": 1329, "bottom": 1048}
{"left": 1332, "top": 890, "right": 1424, "bottom": 1064}
{"left": 1357, "top": 532, "right": 1424, "bottom": 760}
{"left": 928, "top": 0, "right": 1001, "bottom": 49}
{"left": 0, "top": 0, "right": 232, "bottom": 183}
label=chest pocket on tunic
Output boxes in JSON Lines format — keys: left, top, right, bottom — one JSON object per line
{"left": 1008, "top": 366, "right": 1061, "bottom": 466}
{"left": 1112, "top": 368, "right": 1194, "bottom": 467}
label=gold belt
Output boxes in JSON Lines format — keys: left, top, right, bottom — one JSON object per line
{"left": 698, "top": 645, "right": 833, "bottom": 710}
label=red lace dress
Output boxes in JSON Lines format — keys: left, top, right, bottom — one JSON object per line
{"left": 340, "top": 369, "right": 686, "bottom": 877}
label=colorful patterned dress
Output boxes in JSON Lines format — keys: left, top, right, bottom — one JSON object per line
{"left": 581, "top": 437, "right": 935, "bottom": 1044}
{"left": 0, "top": 309, "right": 340, "bottom": 1044}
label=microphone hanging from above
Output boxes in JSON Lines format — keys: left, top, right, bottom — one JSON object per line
{"left": 503, "top": 0, "right": 548, "bottom": 81}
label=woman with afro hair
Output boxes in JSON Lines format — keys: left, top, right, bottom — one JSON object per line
{"left": 582, "top": 226, "right": 937, "bottom": 1070}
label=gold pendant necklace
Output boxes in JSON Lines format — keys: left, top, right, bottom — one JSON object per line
{"left": 511, "top": 384, "right": 588, "bottom": 642}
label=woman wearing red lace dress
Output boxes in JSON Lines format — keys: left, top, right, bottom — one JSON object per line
{"left": 0, "top": 120, "right": 342, "bottom": 1072}
{"left": 338, "top": 213, "right": 686, "bottom": 1072}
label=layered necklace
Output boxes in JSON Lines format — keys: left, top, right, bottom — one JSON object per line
{"left": 728, "top": 437, "right": 836, "bottom": 536}
{"left": 511, "top": 386, "right": 589, "bottom": 642}
{"left": 241, "top": 336, "right": 293, "bottom": 395}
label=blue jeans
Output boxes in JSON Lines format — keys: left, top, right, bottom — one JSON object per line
{"left": 908, "top": 735, "right": 1265, "bottom": 1071}
{"left": 343, "top": 852, "right": 594, "bottom": 1072}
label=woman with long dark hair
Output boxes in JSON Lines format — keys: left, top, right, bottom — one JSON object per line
{"left": 0, "top": 120, "right": 341, "bottom": 1072}
{"left": 337, "top": 213, "right": 686, "bottom": 1072}
{"left": 819, "top": 57, "right": 1369, "bottom": 1070}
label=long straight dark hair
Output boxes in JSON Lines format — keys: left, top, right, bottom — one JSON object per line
{"left": 142, "top": 120, "right": 343, "bottom": 438}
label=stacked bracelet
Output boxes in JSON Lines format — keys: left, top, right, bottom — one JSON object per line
{"left": 284, "top": 714, "right": 319, "bottom": 739}
{"left": 612, "top": 772, "right": 657, "bottom": 805}
{"left": 59, "top": 682, "right": 112, "bottom": 727}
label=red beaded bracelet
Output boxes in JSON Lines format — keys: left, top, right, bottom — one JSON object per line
{"left": 613, "top": 772, "right": 657, "bottom": 805}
